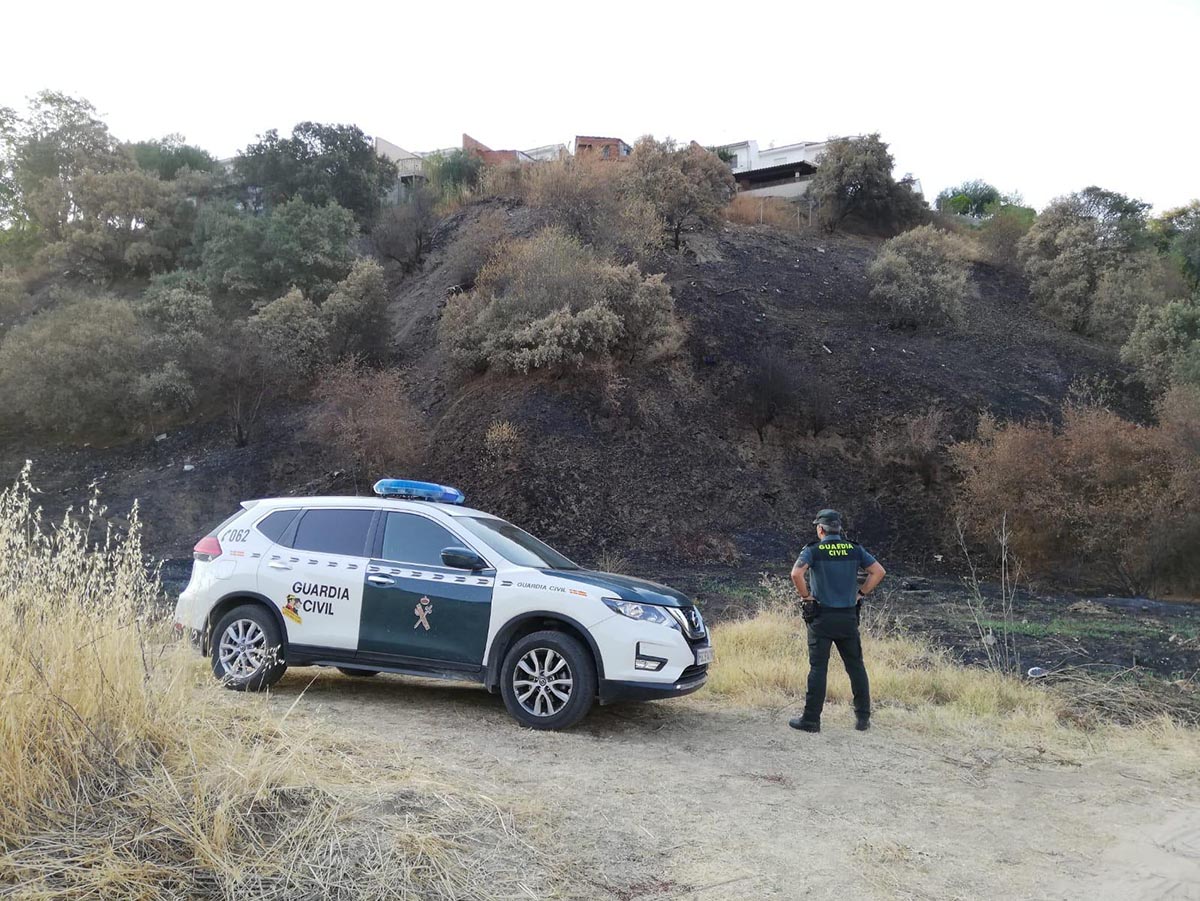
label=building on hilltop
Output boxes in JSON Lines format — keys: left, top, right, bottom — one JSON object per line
{"left": 574, "top": 135, "right": 631, "bottom": 160}
{"left": 522, "top": 142, "right": 570, "bottom": 162}
{"left": 462, "top": 133, "right": 536, "bottom": 166}
{"left": 373, "top": 137, "right": 428, "bottom": 205}
{"left": 717, "top": 138, "right": 840, "bottom": 198}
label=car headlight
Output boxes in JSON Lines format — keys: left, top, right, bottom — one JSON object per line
{"left": 602, "top": 597, "right": 680, "bottom": 630}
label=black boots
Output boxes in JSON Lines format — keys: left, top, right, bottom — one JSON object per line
{"left": 788, "top": 713, "right": 871, "bottom": 732}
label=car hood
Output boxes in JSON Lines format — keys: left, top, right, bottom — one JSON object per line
{"left": 545, "top": 570, "right": 692, "bottom": 608}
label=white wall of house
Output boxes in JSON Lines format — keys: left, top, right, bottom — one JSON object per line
{"left": 740, "top": 179, "right": 814, "bottom": 199}
{"left": 722, "top": 139, "right": 832, "bottom": 173}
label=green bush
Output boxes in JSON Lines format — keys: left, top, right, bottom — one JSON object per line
{"left": 1088, "top": 251, "right": 1190, "bottom": 341}
{"left": 626, "top": 138, "right": 734, "bottom": 249}
{"left": 1121, "top": 295, "right": 1200, "bottom": 391}
{"left": 867, "top": 225, "right": 970, "bottom": 326}
{"left": 935, "top": 180, "right": 1002, "bottom": 218}
{"left": 249, "top": 288, "right": 329, "bottom": 384}
{"left": 1018, "top": 188, "right": 1151, "bottom": 331}
{"left": 196, "top": 199, "right": 358, "bottom": 305}
{"left": 321, "top": 258, "right": 390, "bottom": 359}
{"left": 440, "top": 227, "right": 676, "bottom": 372}
{"left": 0, "top": 297, "right": 149, "bottom": 434}
{"left": 977, "top": 204, "right": 1035, "bottom": 269}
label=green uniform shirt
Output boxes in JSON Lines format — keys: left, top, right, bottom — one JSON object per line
{"left": 796, "top": 534, "right": 877, "bottom": 607}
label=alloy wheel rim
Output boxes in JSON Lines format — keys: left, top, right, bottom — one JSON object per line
{"left": 513, "top": 648, "right": 573, "bottom": 717}
{"left": 218, "top": 619, "right": 268, "bottom": 679}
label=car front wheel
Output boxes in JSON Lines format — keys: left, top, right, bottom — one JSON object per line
{"left": 500, "top": 630, "right": 596, "bottom": 730}
{"left": 211, "top": 604, "right": 287, "bottom": 691}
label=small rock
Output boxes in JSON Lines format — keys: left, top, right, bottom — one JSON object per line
{"left": 816, "top": 246, "right": 826, "bottom": 253}
{"left": 1027, "top": 667, "right": 1049, "bottom": 678}
{"left": 183, "top": 464, "right": 195, "bottom": 472}
{"left": 155, "top": 433, "right": 168, "bottom": 442}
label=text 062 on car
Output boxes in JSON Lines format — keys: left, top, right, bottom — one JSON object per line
{"left": 174, "top": 479, "right": 713, "bottom": 729}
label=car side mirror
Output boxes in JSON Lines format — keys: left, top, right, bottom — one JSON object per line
{"left": 441, "top": 547, "right": 486, "bottom": 571}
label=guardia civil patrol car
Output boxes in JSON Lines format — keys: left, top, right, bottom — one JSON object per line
{"left": 174, "top": 479, "right": 712, "bottom": 729}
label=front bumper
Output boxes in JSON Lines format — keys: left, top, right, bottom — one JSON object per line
{"left": 599, "top": 664, "right": 709, "bottom": 704}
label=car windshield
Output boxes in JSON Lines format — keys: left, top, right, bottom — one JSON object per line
{"left": 457, "top": 517, "right": 578, "bottom": 570}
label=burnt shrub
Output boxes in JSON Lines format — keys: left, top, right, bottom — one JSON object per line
{"left": 867, "top": 225, "right": 970, "bottom": 327}
{"left": 952, "top": 404, "right": 1200, "bottom": 594}
{"left": 868, "top": 408, "right": 948, "bottom": 487}
{"left": 307, "top": 359, "right": 426, "bottom": 483}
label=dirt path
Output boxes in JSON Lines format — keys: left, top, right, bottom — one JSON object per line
{"left": 265, "top": 671, "right": 1200, "bottom": 900}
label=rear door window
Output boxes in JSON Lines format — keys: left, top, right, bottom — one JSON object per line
{"left": 255, "top": 509, "right": 300, "bottom": 544}
{"left": 380, "top": 512, "right": 462, "bottom": 566}
{"left": 291, "top": 509, "right": 374, "bottom": 557}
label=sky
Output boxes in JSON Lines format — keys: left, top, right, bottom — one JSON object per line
{"left": 3, "top": 0, "right": 1198, "bottom": 212}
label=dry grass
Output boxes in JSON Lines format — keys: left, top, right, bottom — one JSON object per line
{"left": 0, "top": 467, "right": 551, "bottom": 899}
{"left": 705, "top": 576, "right": 1199, "bottom": 755}
{"left": 723, "top": 195, "right": 809, "bottom": 230}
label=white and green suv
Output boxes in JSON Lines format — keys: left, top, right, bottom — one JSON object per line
{"left": 173, "top": 479, "right": 712, "bottom": 729}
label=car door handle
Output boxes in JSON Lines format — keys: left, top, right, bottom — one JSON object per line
{"left": 268, "top": 561, "right": 291, "bottom": 570}
{"left": 367, "top": 575, "right": 395, "bottom": 586}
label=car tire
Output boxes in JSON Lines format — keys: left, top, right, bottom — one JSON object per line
{"left": 211, "top": 604, "right": 287, "bottom": 692}
{"left": 500, "top": 630, "right": 596, "bottom": 730}
{"left": 336, "top": 667, "right": 380, "bottom": 678}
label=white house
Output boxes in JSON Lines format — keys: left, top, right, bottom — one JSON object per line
{"left": 719, "top": 138, "right": 846, "bottom": 199}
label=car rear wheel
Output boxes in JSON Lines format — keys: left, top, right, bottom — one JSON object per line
{"left": 500, "top": 630, "right": 596, "bottom": 730}
{"left": 211, "top": 604, "right": 286, "bottom": 691}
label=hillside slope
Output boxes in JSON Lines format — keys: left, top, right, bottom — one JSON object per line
{"left": 1, "top": 208, "right": 1141, "bottom": 572}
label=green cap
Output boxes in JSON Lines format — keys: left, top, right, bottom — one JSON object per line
{"left": 812, "top": 509, "right": 842, "bottom": 527}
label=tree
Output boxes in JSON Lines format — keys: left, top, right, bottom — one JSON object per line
{"left": 261, "top": 198, "right": 358, "bottom": 301}
{"left": 1152, "top": 200, "right": 1200, "bottom": 286}
{"left": 1088, "top": 251, "right": 1190, "bottom": 341}
{"left": 1121, "top": 295, "right": 1200, "bottom": 392}
{"left": 58, "top": 167, "right": 198, "bottom": 278}
{"left": 196, "top": 199, "right": 358, "bottom": 306}
{"left": 234, "top": 122, "right": 398, "bottom": 225}
{"left": 0, "top": 91, "right": 124, "bottom": 240}
{"left": 808, "top": 134, "right": 926, "bottom": 233}
{"left": 215, "top": 289, "right": 330, "bottom": 446}
{"left": 424, "top": 149, "right": 482, "bottom": 197}
{"left": 1018, "top": 188, "right": 1152, "bottom": 332}
{"left": 129, "top": 134, "right": 218, "bottom": 180}
{"left": 868, "top": 226, "right": 971, "bottom": 326}
{"left": 370, "top": 185, "right": 438, "bottom": 271}
{"left": 627, "top": 138, "right": 735, "bottom": 250}
{"left": 321, "top": 258, "right": 391, "bottom": 359}
{"left": 935, "top": 180, "right": 1003, "bottom": 217}
{"left": 1075, "top": 186, "right": 1151, "bottom": 256}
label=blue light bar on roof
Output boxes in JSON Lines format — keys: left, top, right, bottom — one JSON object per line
{"left": 373, "top": 478, "right": 465, "bottom": 505}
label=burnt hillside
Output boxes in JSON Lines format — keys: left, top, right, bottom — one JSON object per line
{"left": 2, "top": 207, "right": 1140, "bottom": 572}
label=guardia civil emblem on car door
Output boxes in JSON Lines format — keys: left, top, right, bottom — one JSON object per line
{"left": 414, "top": 596, "right": 433, "bottom": 630}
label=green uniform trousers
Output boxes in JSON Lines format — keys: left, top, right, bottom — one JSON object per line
{"left": 803, "top": 606, "right": 871, "bottom": 720}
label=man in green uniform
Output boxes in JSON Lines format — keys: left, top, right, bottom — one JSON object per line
{"left": 789, "top": 510, "right": 886, "bottom": 733}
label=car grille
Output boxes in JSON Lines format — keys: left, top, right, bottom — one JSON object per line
{"left": 680, "top": 606, "right": 706, "bottom": 640}
{"left": 679, "top": 663, "right": 709, "bottom": 683}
